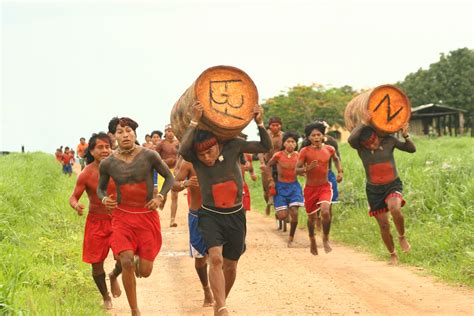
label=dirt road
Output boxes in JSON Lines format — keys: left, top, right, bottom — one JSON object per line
{"left": 103, "top": 190, "right": 474, "bottom": 315}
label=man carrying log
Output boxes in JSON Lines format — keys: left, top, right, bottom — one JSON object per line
{"left": 179, "top": 102, "right": 271, "bottom": 316}
{"left": 348, "top": 113, "right": 415, "bottom": 264}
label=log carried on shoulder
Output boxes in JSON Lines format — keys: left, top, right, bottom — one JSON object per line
{"left": 171, "top": 65, "right": 258, "bottom": 141}
{"left": 344, "top": 84, "right": 411, "bottom": 134}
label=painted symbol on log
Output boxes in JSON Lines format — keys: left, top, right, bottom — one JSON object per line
{"left": 373, "top": 94, "right": 404, "bottom": 123}
{"left": 209, "top": 80, "right": 245, "bottom": 120}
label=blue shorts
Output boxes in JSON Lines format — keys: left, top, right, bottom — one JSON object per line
{"left": 153, "top": 170, "right": 158, "bottom": 187}
{"left": 188, "top": 210, "right": 207, "bottom": 258}
{"left": 62, "top": 164, "right": 72, "bottom": 174}
{"left": 328, "top": 170, "right": 339, "bottom": 202}
{"left": 274, "top": 181, "right": 304, "bottom": 212}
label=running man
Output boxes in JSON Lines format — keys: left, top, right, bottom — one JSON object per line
{"left": 302, "top": 119, "right": 342, "bottom": 232}
{"left": 180, "top": 102, "right": 271, "bottom": 316}
{"left": 69, "top": 132, "right": 122, "bottom": 309}
{"left": 156, "top": 124, "right": 180, "bottom": 227}
{"left": 258, "top": 116, "right": 283, "bottom": 216}
{"left": 172, "top": 157, "right": 213, "bottom": 307}
{"left": 97, "top": 117, "right": 174, "bottom": 316}
{"left": 266, "top": 131, "right": 304, "bottom": 247}
{"left": 296, "top": 123, "right": 343, "bottom": 255}
{"left": 61, "top": 147, "right": 73, "bottom": 176}
{"left": 76, "top": 137, "right": 89, "bottom": 171}
{"left": 348, "top": 113, "right": 415, "bottom": 264}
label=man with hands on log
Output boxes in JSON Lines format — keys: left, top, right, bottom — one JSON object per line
{"left": 347, "top": 112, "right": 415, "bottom": 265}
{"left": 179, "top": 101, "right": 271, "bottom": 316}
{"left": 97, "top": 117, "right": 174, "bottom": 316}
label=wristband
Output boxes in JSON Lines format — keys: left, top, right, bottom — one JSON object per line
{"left": 257, "top": 123, "right": 264, "bottom": 128}
{"left": 101, "top": 197, "right": 108, "bottom": 204}
{"left": 157, "top": 193, "right": 164, "bottom": 200}
{"left": 189, "top": 120, "right": 198, "bottom": 127}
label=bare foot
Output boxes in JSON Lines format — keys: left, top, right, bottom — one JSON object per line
{"left": 309, "top": 237, "right": 318, "bottom": 255}
{"left": 399, "top": 236, "right": 411, "bottom": 252}
{"left": 214, "top": 306, "right": 229, "bottom": 316}
{"left": 103, "top": 297, "right": 113, "bottom": 310}
{"left": 323, "top": 239, "right": 332, "bottom": 254}
{"left": 170, "top": 222, "right": 178, "bottom": 228}
{"left": 389, "top": 252, "right": 398, "bottom": 265}
{"left": 287, "top": 239, "right": 294, "bottom": 248}
{"left": 203, "top": 286, "right": 214, "bottom": 307}
{"left": 109, "top": 273, "right": 122, "bottom": 298}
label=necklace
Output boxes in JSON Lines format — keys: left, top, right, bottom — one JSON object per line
{"left": 284, "top": 150, "right": 294, "bottom": 158}
{"left": 117, "top": 144, "right": 136, "bottom": 155}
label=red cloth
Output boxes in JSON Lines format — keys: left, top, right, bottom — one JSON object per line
{"left": 111, "top": 205, "right": 162, "bottom": 261}
{"left": 303, "top": 182, "right": 333, "bottom": 215}
{"left": 243, "top": 182, "right": 251, "bottom": 211}
{"left": 82, "top": 212, "right": 113, "bottom": 264}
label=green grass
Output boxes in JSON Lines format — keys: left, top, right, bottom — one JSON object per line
{"left": 247, "top": 136, "right": 474, "bottom": 287}
{"left": 0, "top": 153, "right": 106, "bottom": 315}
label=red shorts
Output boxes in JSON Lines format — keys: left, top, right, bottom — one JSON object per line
{"left": 83, "top": 212, "right": 113, "bottom": 264}
{"left": 112, "top": 205, "right": 162, "bottom": 261}
{"left": 304, "top": 182, "right": 333, "bottom": 215}
{"left": 243, "top": 182, "right": 251, "bottom": 211}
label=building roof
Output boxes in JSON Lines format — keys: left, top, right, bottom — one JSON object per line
{"left": 412, "top": 103, "right": 468, "bottom": 113}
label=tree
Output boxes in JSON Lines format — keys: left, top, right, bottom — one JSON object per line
{"left": 398, "top": 48, "right": 474, "bottom": 115}
{"left": 262, "top": 84, "right": 356, "bottom": 134}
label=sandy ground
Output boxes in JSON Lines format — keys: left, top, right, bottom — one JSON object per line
{"left": 100, "top": 189, "right": 474, "bottom": 315}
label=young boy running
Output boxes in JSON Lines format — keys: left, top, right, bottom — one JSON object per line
{"left": 296, "top": 123, "right": 343, "bottom": 255}
{"left": 266, "top": 131, "right": 304, "bottom": 247}
{"left": 69, "top": 132, "right": 122, "bottom": 309}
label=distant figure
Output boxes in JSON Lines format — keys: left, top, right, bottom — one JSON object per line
{"left": 61, "top": 147, "right": 73, "bottom": 177}
{"left": 77, "top": 137, "right": 89, "bottom": 171}
{"left": 21, "top": 145, "right": 25, "bottom": 153}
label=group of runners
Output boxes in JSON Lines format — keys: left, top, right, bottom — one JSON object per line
{"left": 66, "top": 102, "right": 415, "bottom": 315}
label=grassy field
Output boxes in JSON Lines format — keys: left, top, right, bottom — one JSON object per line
{"left": 0, "top": 153, "right": 106, "bottom": 315}
{"left": 247, "top": 136, "right": 474, "bottom": 287}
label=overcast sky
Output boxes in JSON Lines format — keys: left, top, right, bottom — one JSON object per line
{"left": 1, "top": 0, "right": 473, "bottom": 153}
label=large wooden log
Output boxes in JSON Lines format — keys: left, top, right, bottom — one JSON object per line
{"left": 344, "top": 84, "right": 411, "bottom": 134}
{"left": 171, "top": 66, "right": 258, "bottom": 141}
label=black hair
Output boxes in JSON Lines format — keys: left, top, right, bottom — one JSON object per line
{"left": 151, "top": 130, "right": 163, "bottom": 138}
{"left": 281, "top": 131, "right": 300, "bottom": 151}
{"left": 304, "top": 122, "right": 326, "bottom": 137}
{"left": 145, "top": 134, "right": 151, "bottom": 138}
{"left": 85, "top": 132, "right": 112, "bottom": 165}
{"left": 64, "top": 146, "right": 70, "bottom": 151}
{"left": 80, "top": 137, "right": 85, "bottom": 141}
{"left": 359, "top": 126, "right": 377, "bottom": 143}
{"left": 194, "top": 129, "right": 216, "bottom": 144}
{"left": 108, "top": 117, "right": 139, "bottom": 134}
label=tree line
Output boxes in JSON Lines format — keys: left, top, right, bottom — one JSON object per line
{"left": 262, "top": 47, "right": 474, "bottom": 132}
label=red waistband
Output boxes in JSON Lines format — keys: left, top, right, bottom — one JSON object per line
{"left": 116, "top": 205, "right": 154, "bottom": 214}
